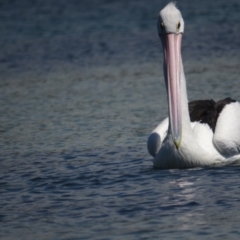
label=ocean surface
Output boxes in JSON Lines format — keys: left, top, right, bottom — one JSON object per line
{"left": 1, "top": 0, "right": 240, "bottom": 239}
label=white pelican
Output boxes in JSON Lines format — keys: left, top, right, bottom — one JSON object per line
{"left": 147, "top": 2, "right": 240, "bottom": 169}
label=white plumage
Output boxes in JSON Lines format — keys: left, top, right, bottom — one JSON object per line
{"left": 214, "top": 102, "right": 240, "bottom": 157}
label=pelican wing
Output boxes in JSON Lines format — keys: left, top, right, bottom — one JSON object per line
{"left": 213, "top": 101, "right": 240, "bottom": 157}
{"left": 147, "top": 118, "right": 168, "bottom": 157}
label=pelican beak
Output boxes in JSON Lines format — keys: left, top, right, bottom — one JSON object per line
{"left": 162, "top": 33, "right": 182, "bottom": 149}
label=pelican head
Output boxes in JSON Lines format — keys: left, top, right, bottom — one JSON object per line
{"left": 157, "top": 2, "right": 184, "bottom": 35}
{"left": 157, "top": 3, "right": 184, "bottom": 149}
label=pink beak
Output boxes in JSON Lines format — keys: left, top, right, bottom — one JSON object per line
{"left": 161, "top": 33, "right": 183, "bottom": 149}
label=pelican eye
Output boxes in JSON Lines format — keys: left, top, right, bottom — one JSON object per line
{"left": 177, "top": 22, "right": 181, "bottom": 31}
{"left": 161, "top": 22, "right": 165, "bottom": 30}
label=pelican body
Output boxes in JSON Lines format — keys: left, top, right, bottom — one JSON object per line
{"left": 147, "top": 3, "right": 240, "bottom": 169}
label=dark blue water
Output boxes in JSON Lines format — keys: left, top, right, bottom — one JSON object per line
{"left": 1, "top": 0, "right": 240, "bottom": 239}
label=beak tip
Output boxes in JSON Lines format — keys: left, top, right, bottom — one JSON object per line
{"left": 173, "top": 137, "right": 181, "bottom": 150}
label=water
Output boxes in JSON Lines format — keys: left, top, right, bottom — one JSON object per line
{"left": 1, "top": 0, "right": 240, "bottom": 239}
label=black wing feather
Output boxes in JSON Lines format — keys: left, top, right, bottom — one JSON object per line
{"left": 188, "top": 98, "right": 236, "bottom": 132}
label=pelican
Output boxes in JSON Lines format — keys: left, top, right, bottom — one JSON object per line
{"left": 147, "top": 3, "right": 240, "bottom": 169}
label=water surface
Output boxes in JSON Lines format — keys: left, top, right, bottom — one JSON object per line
{"left": 1, "top": 0, "right": 240, "bottom": 239}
